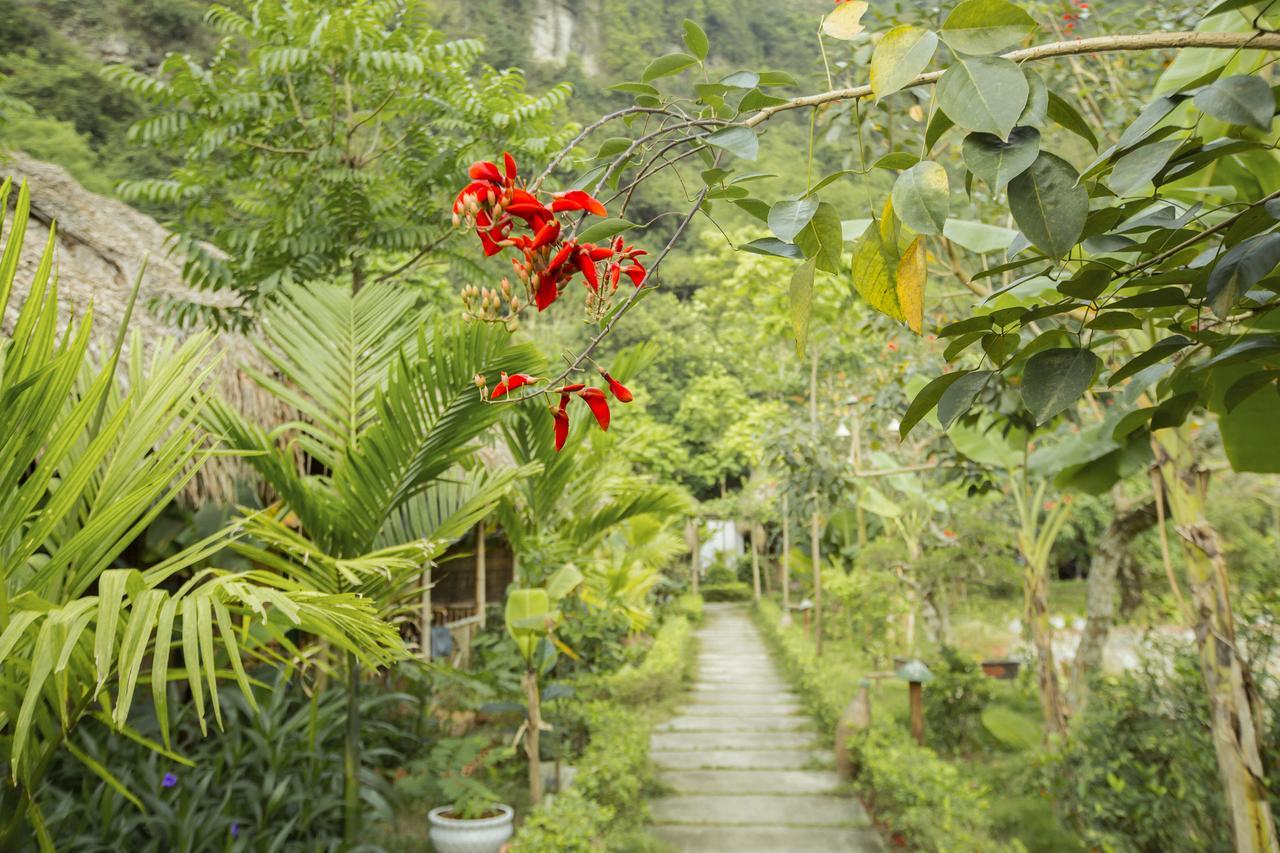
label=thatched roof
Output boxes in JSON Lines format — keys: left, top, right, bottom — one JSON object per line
{"left": 1, "top": 152, "right": 288, "bottom": 506}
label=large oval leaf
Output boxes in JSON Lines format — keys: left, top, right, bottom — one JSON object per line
{"left": 937, "top": 56, "right": 1028, "bottom": 140}
{"left": 705, "top": 126, "right": 759, "bottom": 161}
{"left": 962, "top": 126, "right": 1040, "bottom": 192}
{"left": 1193, "top": 74, "right": 1275, "bottom": 131}
{"left": 769, "top": 198, "right": 820, "bottom": 242}
{"left": 901, "top": 371, "right": 971, "bottom": 438}
{"left": 940, "top": 0, "right": 1037, "bottom": 54}
{"left": 891, "top": 161, "right": 950, "bottom": 235}
{"left": 822, "top": 0, "right": 868, "bottom": 40}
{"left": 1206, "top": 233, "right": 1280, "bottom": 319}
{"left": 1020, "top": 348, "right": 1101, "bottom": 424}
{"left": 870, "top": 26, "right": 939, "bottom": 101}
{"left": 642, "top": 53, "right": 698, "bottom": 82}
{"left": 1007, "top": 152, "right": 1088, "bottom": 259}
{"left": 1107, "top": 139, "right": 1180, "bottom": 196}
{"left": 938, "top": 370, "right": 994, "bottom": 428}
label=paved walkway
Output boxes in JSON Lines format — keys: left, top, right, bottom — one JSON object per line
{"left": 648, "top": 604, "right": 882, "bottom": 851}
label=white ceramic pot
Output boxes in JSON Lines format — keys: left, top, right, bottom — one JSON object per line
{"left": 427, "top": 803, "right": 514, "bottom": 853}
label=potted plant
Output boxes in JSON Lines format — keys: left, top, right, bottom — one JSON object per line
{"left": 426, "top": 737, "right": 514, "bottom": 853}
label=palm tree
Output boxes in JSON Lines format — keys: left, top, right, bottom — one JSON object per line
{"left": 0, "top": 180, "right": 404, "bottom": 845}
{"left": 202, "top": 280, "right": 542, "bottom": 840}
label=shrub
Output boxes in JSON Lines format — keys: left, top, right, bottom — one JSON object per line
{"left": 511, "top": 616, "right": 697, "bottom": 850}
{"left": 700, "top": 581, "right": 752, "bottom": 602}
{"left": 853, "top": 725, "right": 1018, "bottom": 852}
{"left": 753, "top": 601, "right": 1014, "bottom": 852}
{"left": 671, "top": 592, "right": 703, "bottom": 623}
{"left": 1047, "top": 651, "right": 1233, "bottom": 852}
{"left": 924, "top": 646, "right": 995, "bottom": 754}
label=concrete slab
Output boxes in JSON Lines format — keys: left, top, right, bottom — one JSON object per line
{"left": 651, "top": 730, "right": 818, "bottom": 751}
{"left": 655, "top": 715, "right": 810, "bottom": 733}
{"left": 650, "top": 749, "right": 833, "bottom": 770}
{"left": 650, "top": 794, "right": 869, "bottom": 826}
{"left": 649, "top": 824, "right": 884, "bottom": 852}
{"left": 656, "top": 768, "right": 843, "bottom": 795}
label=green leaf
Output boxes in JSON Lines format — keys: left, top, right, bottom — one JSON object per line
{"left": 891, "top": 161, "right": 950, "bottom": 234}
{"left": 740, "top": 237, "right": 804, "bottom": 259}
{"left": 609, "top": 82, "right": 660, "bottom": 97}
{"left": 505, "top": 588, "right": 550, "bottom": 664}
{"left": 937, "top": 56, "right": 1028, "bottom": 139}
{"left": 769, "top": 198, "right": 820, "bottom": 243}
{"left": 682, "top": 20, "right": 709, "bottom": 60}
{"left": 1206, "top": 233, "right": 1280, "bottom": 319}
{"left": 873, "top": 152, "right": 921, "bottom": 171}
{"left": 576, "top": 218, "right": 636, "bottom": 244}
{"left": 1224, "top": 369, "right": 1280, "bottom": 412}
{"left": 901, "top": 371, "right": 971, "bottom": 438}
{"left": 940, "top": 0, "right": 1037, "bottom": 54}
{"left": 721, "top": 71, "right": 760, "bottom": 88}
{"left": 938, "top": 370, "right": 994, "bottom": 428}
{"left": 1112, "top": 407, "right": 1157, "bottom": 440}
{"left": 739, "top": 89, "right": 788, "bottom": 111}
{"left": 962, "top": 127, "right": 1040, "bottom": 192}
{"left": 756, "top": 70, "right": 798, "bottom": 87}
{"left": 642, "top": 53, "right": 699, "bottom": 82}
{"left": 938, "top": 315, "right": 994, "bottom": 338}
{"left": 1150, "top": 391, "right": 1199, "bottom": 431}
{"left": 1118, "top": 95, "right": 1184, "bottom": 148}
{"left": 1107, "top": 139, "right": 1180, "bottom": 196}
{"left": 1007, "top": 152, "right": 1088, "bottom": 259}
{"left": 1200, "top": 336, "right": 1280, "bottom": 370}
{"left": 926, "top": 109, "right": 955, "bottom": 152}
{"left": 1108, "top": 336, "right": 1191, "bottom": 385}
{"left": 705, "top": 126, "right": 758, "bottom": 160}
{"left": 1021, "top": 348, "right": 1101, "bottom": 423}
{"left": 795, "top": 202, "right": 845, "bottom": 274}
{"left": 943, "top": 219, "right": 1018, "bottom": 254}
{"left": 790, "top": 259, "right": 816, "bottom": 357}
{"left": 1194, "top": 75, "right": 1275, "bottom": 131}
{"left": 870, "top": 26, "right": 938, "bottom": 101}
{"left": 546, "top": 565, "right": 584, "bottom": 601}
{"left": 1046, "top": 91, "right": 1099, "bottom": 149}
{"left": 734, "top": 198, "right": 771, "bottom": 222}
{"left": 1019, "top": 69, "right": 1049, "bottom": 127}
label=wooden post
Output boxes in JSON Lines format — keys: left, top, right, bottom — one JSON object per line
{"left": 419, "top": 567, "right": 432, "bottom": 661}
{"left": 750, "top": 521, "right": 762, "bottom": 603}
{"left": 757, "top": 522, "right": 772, "bottom": 595}
{"left": 475, "top": 519, "right": 487, "bottom": 628}
{"left": 686, "top": 519, "right": 700, "bottom": 596}
{"left": 781, "top": 493, "right": 791, "bottom": 622}
{"left": 909, "top": 681, "right": 924, "bottom": 745}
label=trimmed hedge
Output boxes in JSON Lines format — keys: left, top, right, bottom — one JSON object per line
{"left": 510, "top": 611, "right": 697, "bottom": 850}
{"left": 753, "top": 601, "right": 1018, "bottom": 853}
{"left": 699, "top": 581, "right": 752, "bottom": 602}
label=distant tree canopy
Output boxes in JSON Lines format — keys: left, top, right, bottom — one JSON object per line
{"left": 114, "top": 0, "right": 573, "bottom": 328}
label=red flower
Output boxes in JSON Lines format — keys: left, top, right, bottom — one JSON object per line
{"left": 550, "top": 190, "right": 608, "bottom": 217}
{"left": 552, "top": 400, "right": 570, "bottom": 451}
{"left": 468, "top": 160, "right": 503, "bottom": 183}
{"left": 600, "top": 370, "right": 633, "bottom": 403}
{"left": 579, "top": 387, "right": 610, "bottom": 430}
{"left": 491, "top": 372, "right": 537, "bottom": 399}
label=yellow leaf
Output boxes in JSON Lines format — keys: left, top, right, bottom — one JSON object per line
{"left": 852, "top": 222, "right": 904, "bottom": 324}
{"left": 822, "top": 1, "right": 868, "bottom": 41}
{"left": 897, "top": 235, "right": 927, "bottom": 334}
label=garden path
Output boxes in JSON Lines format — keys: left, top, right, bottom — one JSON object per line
{"left": 647, "top": 604, "right": 882, "bottom": 851}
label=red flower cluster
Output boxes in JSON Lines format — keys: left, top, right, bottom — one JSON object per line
{"left": 549, "top": 369, "right": 633, "bottom": 451}
{"left": 453, "top": 153, "right": 648, "bottom": 315}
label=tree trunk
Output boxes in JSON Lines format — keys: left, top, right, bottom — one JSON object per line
{"left": 1070, "top": 495, "right": 1155, "bottom": 704}
{"left": 685, "top": 519, "right": 700, "bottom": 597}
{"left": 757, "top": 522, "right": 772, "bottom": 595}
{"left": 343, "top": 652, "right": 362, "bottom": 843}
{"left": 811, "top": 508, "right": 823, "bottom": 656}
{"left": 475, "top": 519, "right": 487, "bottom": 628}
{"left": 1157, "top": 452, "right": 1278, "bottom": 852}
{"left": 781, "top": 494, "right": 791, "bottom": 619}
{"left": 523, "top": 669, "right": 543, "bottom": 807}
{"left": 750, "top": 521, "right": 762, "bottom": 603}
{"left": 1026, "top": 567, "right": 1070, "bottom": 740}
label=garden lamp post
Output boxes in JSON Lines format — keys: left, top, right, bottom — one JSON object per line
{"left": 797, "top": 597, "right": 815, "bottom": 639}
{"left": 895, "top": 659, "right": 934, "bottom": 746}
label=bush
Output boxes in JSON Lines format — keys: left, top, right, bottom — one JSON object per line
{"left": 671, "top": 592, "right": 703, "bottom": 623}
{"left": 1047, "top": 651, "right": 1232, "bottom": 852}
{"left": 854, "top": 725, "right": 1018, "bottom": 852}
{"left": 700, "top": 581, "right": 752, "bottom": 602}
{"left": 753, "top": 601, "right": 1014, "bottom": 852}
{"left": 511, "top": 616, "right": 697, "bottom": 850}
{"left": 924, "top": 646, "right": 995, "bottom": 754}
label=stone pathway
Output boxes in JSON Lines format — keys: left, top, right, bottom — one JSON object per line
{"left": 648, "top": 604, "right": 882, "bottom": 852}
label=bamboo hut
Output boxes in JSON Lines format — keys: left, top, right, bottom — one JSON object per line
{"left": 1, "top": 152, "right": 289, "bottom": 506}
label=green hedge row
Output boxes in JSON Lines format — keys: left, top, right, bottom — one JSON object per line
{"left": 753, "top": 601, "right": 1019, "bottom": 853}
{"left": 510, "top": 612, "right": 697, "bottom": 850}
{"left": 699, "top": 581, "right": 752, "bottom": 602}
